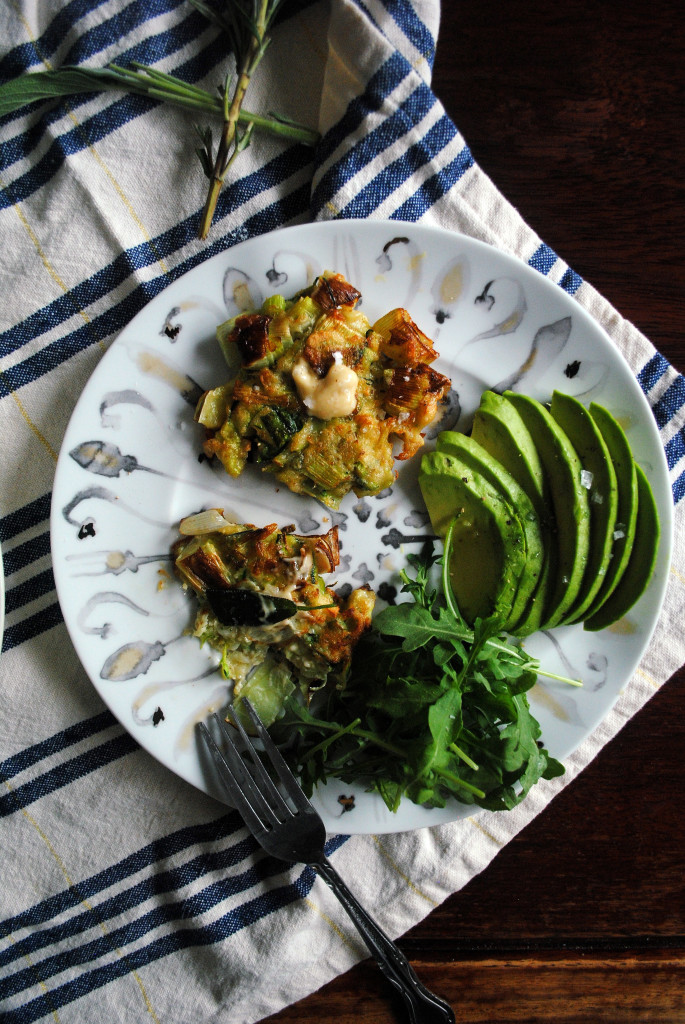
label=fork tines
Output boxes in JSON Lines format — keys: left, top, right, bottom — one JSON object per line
{"left": 198, "top": 701, "right": 309, "bottom": 835}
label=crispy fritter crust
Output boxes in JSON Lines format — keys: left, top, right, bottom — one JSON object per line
{"left": 197, "top": 273, "right": 451, "bottom": 508}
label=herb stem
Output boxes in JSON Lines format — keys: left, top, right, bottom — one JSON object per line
{"left": 435, "top": 767, "right": 486, "bottom": 799}
{"left": 0, "top": 66, "right": 319, "bottom": 144}
{"left": 441, "top": 519, "right": 463, "bottom": 623}
{"left": 536, "top": 669, "right": 584, "bottom": 687}
{"left": 293, "top": 715, "right": 407, "bottom": 759}
{"left": 299, "top": 718, "right": 364, "bottom": 762}
{"left": 449, "top": 743, "right": 479, "bottom": 771}
{"left": 198, "top": 0, "right": 269, "bottom": 239}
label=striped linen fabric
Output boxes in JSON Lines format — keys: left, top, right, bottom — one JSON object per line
{"left": 0, "top": 2, "right": 683, "bottom": 1022}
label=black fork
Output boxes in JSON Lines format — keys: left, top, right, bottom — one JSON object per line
{"left": 198, "top": 701, "right": 455, "bottom": 1024}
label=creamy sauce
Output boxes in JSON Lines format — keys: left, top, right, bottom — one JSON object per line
{"left": 263, "top": 550, "right": 313, "bottom": 600}
{"left": 292, "top": 353, "right": 358, "bottom": 419}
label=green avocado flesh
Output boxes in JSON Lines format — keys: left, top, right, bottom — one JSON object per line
{"left": 470, "top": 390, "right": 548, "bottom": 520}
{"left": 504, "top": 392, "right": 591, "bottom": 629}
{"left": 426, "top": 387, "right": 660, "bottom": 636}
{"left": 435, "top": 432, "right": 546, "bottom": 634}
{"left": 577, "top": 402, "right": 639, "bottom": 622}
{"left": 419, "top": 451, "right": 526, "bottom": 630}
{"left": 583, "top": 463, "right": 660, "bottom": 631}
{"left": 549, "top": 391, "right": 619, "bottom": 624}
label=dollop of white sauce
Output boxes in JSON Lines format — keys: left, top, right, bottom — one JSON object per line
{"left": 292, "top": 354, "right": 358, "bottom": 419}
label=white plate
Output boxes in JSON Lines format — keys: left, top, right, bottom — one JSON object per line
{"left": 50, "top": 221, "right": 673, "bottom": 834}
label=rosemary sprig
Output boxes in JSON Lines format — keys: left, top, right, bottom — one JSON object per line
{"left": 0, "top": 0, "right": 319, "bottom": 239}
{"left": 0, "top": 63, "right": 318, "bottom": 145}
{"left": 195, "top": 0, "right": 285, "bottom": 240}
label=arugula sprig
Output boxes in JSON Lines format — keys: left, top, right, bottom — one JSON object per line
{"left": 271, "top": 522, "right": 565, "bottom": 813}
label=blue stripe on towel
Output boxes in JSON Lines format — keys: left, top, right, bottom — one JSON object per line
{"left": 4, "top": 568, "right": 56, "bottom": 615}
{"left": 337, "top": 112, "right": 456, "bottom": 218}
{"left": 0, "top": 814, "right": 246, "bottom": 935}
{"left": 1, "top": 603, "right": 64, "bottom": 655}
{"left": 652, "top": 375, "right": 685, "bottom": 430}
{"left": 64, "top": 0, "right": 188, "bottom": 65}
{"left": 1, "top": 23, "right": 221, "bottom": 171}
{"left": 1, "top": 532, "right": 51, "bottom": 575}
{"left": 0, "top": 833, "right": 349, "bottom": 1015}
{"left": 0, "top": 827, "right": 258, "bottom": 970}
{"left": 0, "top": 711, "right": 117, "bottom": 783}
{"left": 0, "top": 7, "right": 211, "bottom": 134}
{"left": 0, "top": 493, "right": 51, "bottom": 542}
{"left": 528, "top": 243, "right": 557, "bottom": 275}
{"left": 0, "top": 175, "right": 312, "bottom": 398}
{"left": 314, "top": 51, "right": 409, "bottom": 170}
{"left": 2, "top": 877, "right": 312, "bottom": 1023}
{"left": 0, "top": 733, "right": 138, "bottom": 818}
{"left": 0, "top": 842, "right": 272, "bottom": 994}
{"left": 0, "top": 0, "right": 112, "bottom": 79}
{"left": 558, "top": 267, "right": 583, "bottom": 294}
{"left": 637, "top": 351, "right": 670, "bottom": 394}
{"left": 379, "top": 0, "right": 437, "bottom": 66}
{"left": 665, "top": 428, "right": 685, "bottom": 470}
{"left": 390, "top": 144, "right": 474, "bottom": 220}
{"left": 312, "top": 78, "right": 437, "bottom": 217}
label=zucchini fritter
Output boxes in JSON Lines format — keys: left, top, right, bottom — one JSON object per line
{"left": 196, "top": 272, "right": 451, "bottom": 508}
{"left": 174, "top": 513, "right": 375, "bottom": 725}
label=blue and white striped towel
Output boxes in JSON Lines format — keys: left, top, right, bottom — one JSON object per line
{"left": 1, "top": 3, "right": 684, "bottom": 1022}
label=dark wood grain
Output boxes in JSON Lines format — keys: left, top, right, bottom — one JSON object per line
{"left": 265, "top": 2, "right": 685, "bottom": 1020}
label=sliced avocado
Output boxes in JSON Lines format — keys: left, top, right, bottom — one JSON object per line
{"left": 470, "top": 390, "right": 549, "bottom": 521}
{"left": 504, "top": 392, "right": 591, "bottom": 628}
{"left": 579, "top": 403, "right": 639, "bottom": 619}
{"left": 418, "top": 450, "right": 526, "bottom": 631}
{"left": 583, "top": 464, "right": 660, "bottom": 631}
{"left": 435, "top": 431, "right": 546, "bottom": 634}
{"left": 549, "top": 391, "right": 619, "bottom": 624}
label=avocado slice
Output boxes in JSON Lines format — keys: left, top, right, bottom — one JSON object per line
{"left": 578, "top": 403, "right": 639, "bottom": 620}
{"left": 549, "top": 391, "right": 619, "bottom": 624}
{"left": 419, "top": 450, "right": 527, "bottom": 631}
{"left": 469, "top": 391, "right": 554, "bottom": 635}
{"left": 435, "top": 431, "right": 546, "bottom": 634}
{"left": 583, "top": 464, "right": 660, "bottom": 631}
{"left": 470, "top": 390, "right": 549, "bottom": 521}
{"left": 504, "top": 392, "right": 591, "bottom": 628}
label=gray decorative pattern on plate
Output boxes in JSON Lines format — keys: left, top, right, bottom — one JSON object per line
{"left": 50, "top": 221, "right": 672, "bottom": 834}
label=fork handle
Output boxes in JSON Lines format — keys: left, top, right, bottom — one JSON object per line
{"left": 314, "top": 856, "right": 455, "bottom": 1024}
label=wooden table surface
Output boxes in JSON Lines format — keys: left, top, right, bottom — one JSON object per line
{"left": 267, "top": 2, "right": 685, "bottom": 1021}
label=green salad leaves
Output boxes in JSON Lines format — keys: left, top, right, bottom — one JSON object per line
{"left": 271, "top": 523, "right": 565, "bottom": 813}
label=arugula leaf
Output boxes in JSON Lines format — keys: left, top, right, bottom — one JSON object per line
{"left": 271, "top": 534, "right": 565, "bottom": 813}
{"left": 373, "top": 602, "right": 471, "bottom": 652}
